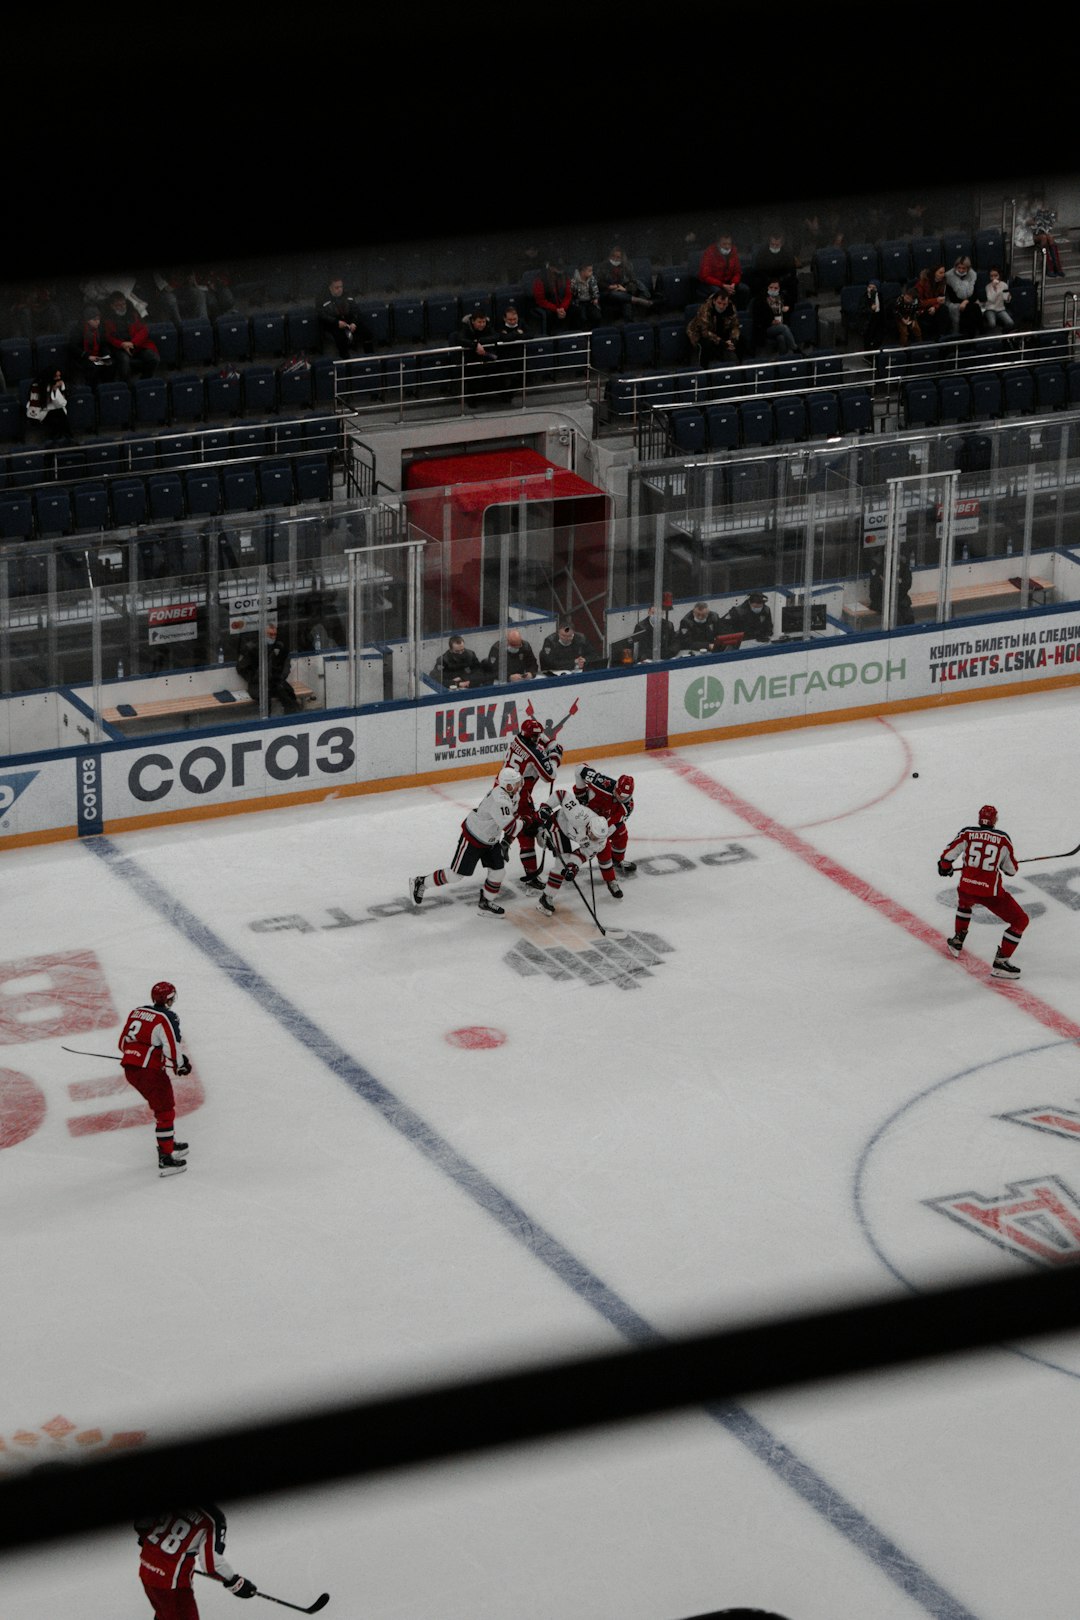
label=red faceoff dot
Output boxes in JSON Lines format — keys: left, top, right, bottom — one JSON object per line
{"left": 445, "top": 1027, "right": 507, "bottom": 1050}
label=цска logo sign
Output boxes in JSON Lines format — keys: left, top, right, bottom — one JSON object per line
{"left": 434, "top": 696, "right": 580, "bottom": 758}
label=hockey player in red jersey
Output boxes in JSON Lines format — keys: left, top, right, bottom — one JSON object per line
{"left": 534, "top": 790, "right": 614, "bottom": 915}
{"left": 136, "top": 1503, "right": 256, "bottom": 1616}
{"left": 574, "top": 765, "right": 636, "bottom": 888}
{"left": 938, "top": 804, "right": 1029, "bottom": 979}
{"left": 411, "top": 767, "right": 522, "bottom": 916}
{"left": 500, "top": 717, "right": 562, "bottom": 889}
{"left": 119, "top": 981, "right": 193, "bottom": 1177}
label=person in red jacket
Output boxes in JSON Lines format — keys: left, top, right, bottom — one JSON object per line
{"left": 136, "top": 1504, "right": 256, "bottom": 1616}
{"left": 119, "top": 981, "right": 193, "bottom": 1175}
{"left": 103, "top": 289, "right": 160, "bottom": 380}
{"left": 938, "top": 804, "right": 1029, "bottom": 979}
{"left": 697, "top": 233, "right": 743, "bottom": 303}
{"left": 532, "top": 263, "right": 572, "bottom": 329}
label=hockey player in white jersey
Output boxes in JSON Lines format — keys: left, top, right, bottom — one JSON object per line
{"left": 533, "top": 789, "right": 612, "bottom": 916}
{"left": 410, "top": 767, "right": 522, "bottom": 916}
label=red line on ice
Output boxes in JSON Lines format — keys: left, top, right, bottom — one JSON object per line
{"left": 662, "top": 750, "right": 1080, "bottom": 1046}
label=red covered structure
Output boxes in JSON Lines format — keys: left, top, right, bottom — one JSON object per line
{"left": 403, "top": 448, "right": 610, "bottom": 637}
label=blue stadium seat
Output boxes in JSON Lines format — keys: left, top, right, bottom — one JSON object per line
{"left": 206, "top": 369, "right": 242, "bottom": 417}
{"left": 669, "top": 408, "right": 706, "bottom": 453}
{"left": 970, "top": 372, "right": 1003, "bottom": 418}
{"left": 704, "top": 403, "right": 740, "bottom": 450}
{"left": 134, "top": 378, "right": 168, "bottom": 425}
{"left": 229, "top": 423, "right": 271, "bottom": 458}
{"left": 97, "top": 383, "right": 132, "bottom": 430}
{"left": 494, "top": 286, "right": 525, "bottom": 320}
{"left": 184, "top": 471, "right": 221, "bottom": 516}
{"left": 655, "top": 318, "right": 690, "bottom": 367}
{"left": 458, "top": 289, "right": 493, "bottom": 321}
{"left": 126, "top": 434, "right": 156, "bottom": 474}
{"left": 295, "top": 455, "right": 331, "bottom": 502}
{"left": 259, "top": 461, "right": 295, "bottom": 506}
{"left": 73, "top": 483, "right": 110, "bottom": 531}
{"left": 805, "top": 391, "right": 840, "bottom": 438}
{"left": 902, "top": 379, "right": 939, "bottom": 427}
{"left": 110, "top": 478, "right": 148, "bottom": 527}
{"left": 938, "top": 377, "right": 971, "bottom": 423}
{"left": 769, "top": 358, "right": 812, "bottom": 393}
{"left": 312, "top": 357, "right": 337, "bottom": 403}
{"left": 83, "top": 440, "right": 124, "bottom": 477}
{"left": 148, "top": 473, "right": 185, "bottom": 522}
{"left": 1002, "top": 369, "right": 1035, "bottom": 415}
{"left": 147, "top": 321, "right": 180, "bottom": 368}
{"left": 974, "top": 228, "right": 1005, "bottom": 271}
{"left": 200, "top": 428, "right": 233, "bottom": 463}
{"left": 415, "top": 350, "right": 460, "bottom": 399}
{"left": 0, "top": 338, "right": 33, "bottom": 382}
{"left": 590, "top": 327, "right": 623, "bottom": 370}
{"left": 424, "top": 296, "right": 461, "bottom": 341}
{"left": 278, "top": 361, "right": 313, "bottom": 411}
{"left": 0, "top": 393, "right": 23, "bottom": 441}
{"left": 656, "top": 265, "right": 692, "bottom": 310}
{"left": 33, "top": 333, "right": 68, "bottom": 375}
{"left": 169, "top": 374, "right": 205, "bottom": 422}
{"left": 156, "top": 433, "right": 191, "bottom": 469}
{"left": 54, "top": 448, "right": 86, "bottom": 481}
{"left": 285, "top": 307, "right": 319, "bottom": 354}
{"left": 215, "top": 314, "right": 251, "bottom": 362}
{"left": 840, "top": 284, "right": 870, "bottom": 339}
{"left": 354, "top": 301, "right": 391, "bottom": 348}
{"left": 1007, "top": 279, "right": 1036, "bottom": 324}
{"left": 726, "top": 461, "right": 775, "bottom": 503}
{"left": 222, "top": 466, "right": 259, "bottom": 512}
{"left": 621, "top": 324, "right": 656, "bottom": 368}
{"left": 300, "top": 416, "right": 339, "bottom": 456}
{"left": 846, "top": 244, "right": 880, "bottom": 282}
{"left": 65, "top": 384, "right": 96, "bottom": 435}
{"left": 390, "top": 298, "right": 425, "bottom": 346}
{"left": 909, "top": 237, "right": 943, "bottom": 277}
{"left": 0, "top": 493, "right": 33, "bottom": 538}
{"left": 812, "top": 247, "right": 847, "bottom": 291}
{"left": 179, "top": 319, "right": 215, "bottom": 366}
{"left": 839, "top": 388, "right": 873, "bottom": 435}
{"left": 941, "top": 231, "right": 972, "bottom": 265}
{"left": 380, "top": 354, "right": 418, "bottom": 398}
{"left": 738, "top": 401, "right": 774, "bottom": 447}
{"left": 243, "top": 367, "right": 278, "bottom": 415}
{"left": 251, "top": 312, "right": 287, "bottom": 357}
{"left": 998, "top": 426, "right": 1035, "bottom": 468}
{"left": 703, "top": 365, "right": 743, "bottom": 399}
{"left": 878, "top": 241, "right": 912, "bottom": 283}
{"left": 773, "top": 399, "right": 808, "bottom": 442}
{"left": 8, "top": 449, "right": 47, "bottom": 487}
{"left": 34, "top": 488, "right": 72, "bottom": 536}
{"left": 788, "top": 304, "right": 818, "bottom": 349}
{"left": 1034, "top": 364, "right": 1066, "bottom": 411}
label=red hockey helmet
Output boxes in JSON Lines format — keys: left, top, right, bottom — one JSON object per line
{"left": 977, "top": 805, "right": 998, "bottom": 827}
{"left": 520, "top": 717, "right": 545, "bottom": 741}
{"left": 616, "top": 774, "right": 635, "bottom": 804}
{"left": 151, "top": 981, "right": 177, "bottom": 1007}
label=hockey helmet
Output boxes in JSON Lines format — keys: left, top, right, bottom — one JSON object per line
{"left": 616, "top": 774, "right": 635, "bottom": 804}
{"left": 497, "top": 765, "right": 523, "bottom": 795}
{"left": 586, "top": 812, "right": 608, "bottom": 845}
{"left": 151, "top": 981, "right": 177, "bottom": 1007}
{"left": 977, "top": 804, "right": 998, "bottom": 827}
{"left": 520, "top": 717, "right": 545, "bottom": 741}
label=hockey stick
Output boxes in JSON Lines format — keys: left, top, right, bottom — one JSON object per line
{"left": 195, "top": 1572, "right": 329, "bottom": 1612}
{"left": 61, "top": 1046, "right": 181, "bottom": 1073}
{"left": 1017, "top": 842, "right": 1080, "bottom": 864}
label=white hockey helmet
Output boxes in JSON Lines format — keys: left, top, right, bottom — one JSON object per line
{"left": 586, "top": 812, "right": 608, "bottom": 845}
{"left": 497, "top": 765, "right": 523, "bottom": 795}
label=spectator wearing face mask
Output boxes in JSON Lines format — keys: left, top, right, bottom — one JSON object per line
{"left": 945, "top": 256, "right": 980, "bottom": 336}
{"left": 751, "top": 231, "right": 798, "bottom": 305}
{"left": 752, "top": 278, "right": 799, "bottom": 356}
{"left": 596, "top": 245, "right": 653, "bottom": 324}
{"left": 718, "top": 591, "right": 774, "bottom": 643}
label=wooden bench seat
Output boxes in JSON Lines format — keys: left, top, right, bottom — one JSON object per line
{"left": 104, "top": 683, "right": 315, "bottom": 729}
{"left": 843, "top": 576, "right": 1053, "bottom": 627}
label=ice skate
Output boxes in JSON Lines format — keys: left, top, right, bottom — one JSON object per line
{"left": 410, "top": 875, "right": 426, "bottom": 906}
{"left": 607, "top": 882, "right": 624, "bottom": 900}
{"left": 477, "top": 892, "right": 505, "bottom": 916}
{"left": 615, "top": 860, "right": 637, "bottom": 875}
{"left": 946, "top": 934, "right": 965, "bottom": 957}
{"left": 992, "top": 954, "right": 1021, "bottom": 980}
{"left": 536, "top": 893, "right": 556, "bottom": 916}
{"left": 519, "top": 873, "right": 545, "bottom": 891}
{"left": 158, "top": 1154, "right": 188, "bottom": 1178}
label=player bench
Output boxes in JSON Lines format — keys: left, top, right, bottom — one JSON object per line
{"left": 103, "top": 683, "right": 316, "bottom": 731}
{"left": 842, "top": 576, "right": 1053, "bottom": 629}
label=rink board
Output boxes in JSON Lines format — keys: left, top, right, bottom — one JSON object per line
{"left": 3, "top": 605, "right": 1080, "bottom": 849}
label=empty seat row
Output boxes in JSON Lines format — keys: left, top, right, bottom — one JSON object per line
{"left": 0, "top": 456, "right": 333, "bottom": 540}
{"left": 610, "top": 355, "right": 849, "bottom": 421}
{"left": 666, "top": 389, "right": 873, "bottom": 453}
{"left": 812, "top": 229, "right": 1006, "bottom": 292}
{"left": 901, "top": 363, "right": 1080, "bottom": 427}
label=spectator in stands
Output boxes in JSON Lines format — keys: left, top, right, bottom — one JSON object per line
{"left": 154, "top": 267, "right": 235, "bottom": 325}
{"left": 893, "top": 283, "right": 922, "bottom": 346}
{"left": 854, "top": 279, "right": 885, "bottom": 349}
{"left": 68, "top": 305, "right": 116, "bottom": 387}
{"left": 1032, "top": 199, "right": 1064, "bottom": 276}
{"left": 752, "top": 277, "right": 799, "bottom": 356}
{"left": 487, "top": 627, "right": 538, "bottom": 682}
{"left": 532, "top": 263, "right": 572, "bottom": 330}
{"left": 697, "top": 233, "right": 743, "bottom": 304}
{"left": 432, "top": 634, "right": 486, "bottom": 690}
{"left": 595, "top": 245, "right": 653, "bottom": 324}
{"left": 318, "top": 276, "right": 372, "bottom": 358}
{"left": 81, "top": 274, "right": 150, "bottom": 318}
{"left": 235, "top": 626, "right": 300, "bottom": 713}
{"left": 298, "top": 588, "right": 345, "bottom": 650}
{"left": 493, "top": 305, "right": 527, "bottom": 395}
{"left": 103, "top": 290, "right": 159, "bottom": 380}
{"left": 945, "top": 256, "right": 981, "bottom": 336}
{"left": 718, "top": 590, "right": 774, "bottom": 642}
{"left": 25, "top": 368, "right": 73, "bottom": 442}
{"left": 980, "top": 266, "right": 1015, "bottom": 330}
{"left": 687, "top": 290, "right": 741, "bottom": 369}
{"left": 868, "top": 549, "right": 914, "bottom": 624}
{"left": 679, "top": 600, "right": 723, "bottom": 652}
{"left": 569, "top": 263, "right": 602, "bottom": 328}
{"left": 459, "top": 310, "right": 506, "bottom": 405}
{"left": 539, "top": 617, "right": 596, "bottom": 674}
{"left": 9, "top": 283, "right": 63, "bottom": 341}
{"left": 751, "top": 231, "right": 798, "bottom": 305}
{"left": 915, "top": 264, "right": 949, "bottom": 341}
{"left": 631, "top": 605, "right": 678, "bottom": 660}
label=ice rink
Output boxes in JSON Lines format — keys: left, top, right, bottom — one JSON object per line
{"left": 5, "top": 688, "right": 1080, "bottom": 1620}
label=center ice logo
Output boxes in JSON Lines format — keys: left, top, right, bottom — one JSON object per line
{"left": 684, "top": 677, "right": 724, "bottom": 721}
{"left": 505, "top": 929, "right": 674, "bottom": 991}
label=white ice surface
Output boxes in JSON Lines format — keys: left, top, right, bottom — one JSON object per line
{"left": 4, "top": 691, "right": 1080, "bottom": 1619}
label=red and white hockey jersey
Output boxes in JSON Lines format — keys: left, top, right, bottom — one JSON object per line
{"left": 574, "top": 765, "right": 633, "bottom": 828}
{"left": 463, "top": 780, "right": 519, "bottom": 848}
{"left": 546, "top": 788, "right": 610, "bottom": 860}
{"left": 138, "top": 1506, "right": 238, "bottom": 1591}
{"left": 939, "top": 822, "right": 1017, "bottom": 898}
{"left": 119, "top": 1003, "right": 184, "bottom": 1072}
{"left": 502, "top": 731, "right": 557, "bottom": 803}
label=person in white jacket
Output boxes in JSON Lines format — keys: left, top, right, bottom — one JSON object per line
{"left": 980, "top": 266, "right": 1015, "bottom": 330}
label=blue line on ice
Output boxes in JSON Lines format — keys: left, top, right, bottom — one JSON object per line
{"left": 88, "top": 834, "right": 982, "bottom": 1620}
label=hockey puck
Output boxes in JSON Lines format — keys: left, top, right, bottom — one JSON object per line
{"left": 912, "top": 772, "right": 919, "bottom": 778}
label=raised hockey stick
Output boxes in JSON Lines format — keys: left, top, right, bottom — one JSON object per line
{"left": 196, "top": 1572, "right": 329, "bottom": 1612}
{"left": 1017, "top": 842, "right": 1080, "bottom": 864}
{"left": 61, "top": 1046, "right": 181, "bottom": 1073}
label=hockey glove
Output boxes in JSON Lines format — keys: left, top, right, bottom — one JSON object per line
{"left": 499, "top": 837, "right": 512, "bottom": 860}
{"left": 175, "top": 1055, "right": 192, "bottom": 1076}
{"left": 536, "top": 801, "right": 555, "bottom": 829}
{"left": 520, "top": 809, "right": 540, "bottom": 834}
{"left": 937, "top": 859, "right": 953, "bottom": 877}
{"left": 560, "top": 862, "right": 579, "bottom": 882}
{"left": 226, "top": 1575, "right": 257, "bottom": 1599}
